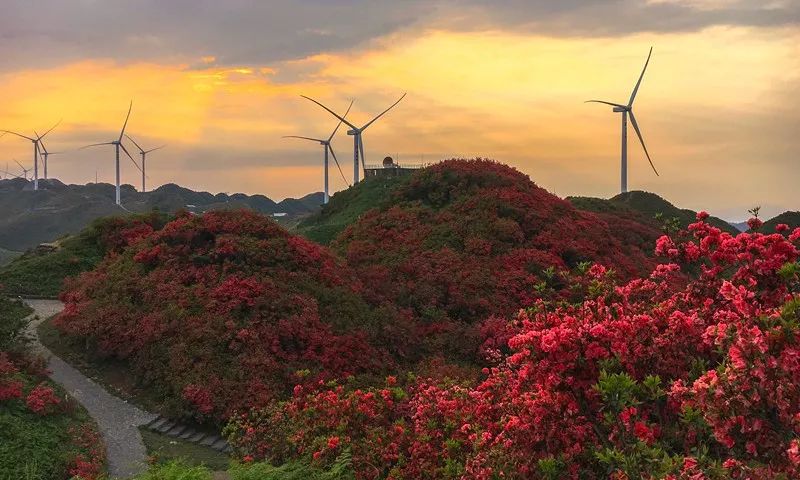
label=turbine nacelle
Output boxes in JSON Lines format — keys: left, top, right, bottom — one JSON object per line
{"left": 612, "top": 106, "right": 629, "bottom": 113}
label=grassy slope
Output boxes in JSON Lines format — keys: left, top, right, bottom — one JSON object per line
{"left": 139, "top": 428, "right": 230, "bottom": 471}
{"left": 760, "top": 211, "right": 800, "bottom": 232}
{"left": 0, "top": 231, "right": 105, "bottom": 297}
{"left": 294, "top": 175, "right": 409, "bottom": 245}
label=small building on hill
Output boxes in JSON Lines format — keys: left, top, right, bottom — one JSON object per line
{"left": 364, "top": 157, "right": 424, "bottom": 178}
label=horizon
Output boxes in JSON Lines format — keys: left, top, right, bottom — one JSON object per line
{"left": 1, "top": 1, "right": 798, "bottom": 220}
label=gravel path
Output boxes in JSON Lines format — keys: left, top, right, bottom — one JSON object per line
{"left": 23, "top": 299, "right": 157, "bottom": 479}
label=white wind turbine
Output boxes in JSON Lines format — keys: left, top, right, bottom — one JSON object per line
{"left": 283, "top": 100, "right": 353, "bottom": 204}
{"left": 301, "top": 93, "right": 406, "bottom": 184}
{"left": 586, "top": 47, "right": 658, "bottom": 194}
{"left": 1, "top": 121, "right": 60, "bottom": 191}
{"left": 81, "top": 102, "right": 141, "bottom": 205}
{"left": 14, "top": 160, "right": 32, "bottom": 180}
{"left": 38, "top": 138, "right": 66, "bottom": 180}
{"left": 125, "top": 135, "right": 166, "bottom": 193}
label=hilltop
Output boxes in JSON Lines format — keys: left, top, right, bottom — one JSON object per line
{"left": 0, "top": 178, "right": 323, "bottom": 252}
{"left": 568, "top": 190, "right": 739, "bottom": 235}
{"left": 759, "top": 211, "right": 800, "bottom": 232}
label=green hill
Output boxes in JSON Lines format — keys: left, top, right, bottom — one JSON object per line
{"left": 294, "top": 175, "right": 409, "bottom": 244}
{"left": 569, "top": 191, "right": 738, "bottom": 235}
{"left": 760, "top": 211, "right": 800, "bottom": 232}
{"left": 0, "top": 211, "right": 169, "bottom": 297}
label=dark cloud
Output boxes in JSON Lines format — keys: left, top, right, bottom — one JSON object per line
{"left": 0, "top": 1, "right": 797, "bottom": 72}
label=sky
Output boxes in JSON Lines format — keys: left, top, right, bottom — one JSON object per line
{"left": 0, "top": 0, "right": 798, "bottom": 221}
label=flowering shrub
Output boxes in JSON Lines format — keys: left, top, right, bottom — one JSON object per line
{"left": 229, "top": 215, "right": 800, "bottom": 479}
{"left": 57, "top": 210, "right": 391, "bottom": 421}
{"left": 25, "top": 383, "right": 62, "bottom": 415}
{"left": 67, "top": 424, "right": 106, "bottom": 480}
{"left": 332, "top": 159, "right": 662, "bottom": 362}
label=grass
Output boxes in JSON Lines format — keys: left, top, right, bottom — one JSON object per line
{"left": 37, "top": 315, "right": 168, "bottom": 415}
{"left": 294, "top": 175, "right": 408, "bottom": 245}
{"left": 139, "top": 428, "right": 230, "bottom": 471}
{"left": 0, "top": 233, "right": 104, "bottom": 297}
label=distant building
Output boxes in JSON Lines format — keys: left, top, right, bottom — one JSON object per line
{"left": 272, "top": 212, "right": 288, "bottom": 217}
{"left": 363, "top": 157, "right": 425, "bottom": 178}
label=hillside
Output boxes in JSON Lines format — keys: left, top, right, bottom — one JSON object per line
{"left": 760, "top": 211, "right": 800, "bottom": 232}
{"left": 0, "top": 178, "right": 323, "bottom": 251}
{"left": 0, "top": 212, "right": 169, "bottom": 296}
{"left": 55, "top": 210, "right": 388, "bottom": 421}
{"left": 569, "top": 191, "right": 738, "bottom": 235}
{"left": 0, "top": 247, "right": 21, "bottom": 267}
{"left": 328, "top": 159, "right": 663, "bottom": 361}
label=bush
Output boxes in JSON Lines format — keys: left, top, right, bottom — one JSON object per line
{"left": 56, "top": 210, "right": 390, "bottom": 422}
{"left": 228, "top": 216, "right": 800, "bottom": 479}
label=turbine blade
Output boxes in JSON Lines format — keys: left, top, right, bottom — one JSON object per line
{"left": 38, "top": 119, "right": 61, "bottom": 140}
{"left": 125, "top": 134, "right": 145, "bottom": 153}
{"left": 629, "top": 111, "right": 658, "bottom": 176}
{"left": 283, "top": 135, "right": 324, "bottom": 142}
{"left": 14, "top": 159, "right": 25, "bottom": 170}
{"left": 585, "top": 100, "right": 627, "bottom": 109}
{"left": 118, "top": 101, "right": 133, "bottom": 141}
{"left": 300, "top": 95, "right": 358, "bottom": 130}
{"left": 0, "top": 130, "right": 35, "bottom": 141}
{"left": 328, "top": 99, "right": 354, "bottom": 142}
{"left": 38, "top": 137, "right": 49, "bottom": 155}
{"left": 80, "top": 142, "right": 114, "bottom": 149}
{"left": 328, "top": 144, "right": 350, "bottom": 187}
{"left": 628, "top": 47, "right": 653, "bottom": 107}
{"left": 120, "top": 143, "right": 143, "bottom": 173}
{"left": 361, "top": 93, "right": 406, "bottom": 131}
{"left": 144, "top": 144, "right": 166, "bottom": 154}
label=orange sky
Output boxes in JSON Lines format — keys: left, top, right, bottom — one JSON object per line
{"left": 0, "top": 11, "right": 798, "bottom": 220}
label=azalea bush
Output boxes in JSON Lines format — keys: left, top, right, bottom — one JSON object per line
{"left": 332, "top": 159, "right": 662, "bottom": 362}
{"left": 56, "top": 210, "right": 392, "bottom": 422}
{"left": 228, "top": 215, "right": 800, "bottom": 479}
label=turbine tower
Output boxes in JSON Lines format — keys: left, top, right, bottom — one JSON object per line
{"left": 38, "top": 138, "right": 65, "bottom": 180}
{"left": 301, "top": 93, "right": 406, "bottom": 184}
{"left": 125, "top": 135, "right": 166, "bottom": 193}
{"left": 81, "top": 102, "right": 140, "bottom": 205}
{"left": 586, "top": 47, "right": 658, "bottom": 194}
{"left": 283, "top": 100, "right": 353, "bottom": 204}
{"left": 1, "top": 121, "right": 60, "bottom": 191}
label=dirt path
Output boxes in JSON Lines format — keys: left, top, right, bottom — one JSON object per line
{"left": 23, "top": 299, "right": 157, "bottom": 479}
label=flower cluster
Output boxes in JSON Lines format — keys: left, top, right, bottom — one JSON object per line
{"left": 25, "top": 383, "right": 61, "bottom": 415}
{"left": 228, "top": 215, "right": 800, "bottom": 479}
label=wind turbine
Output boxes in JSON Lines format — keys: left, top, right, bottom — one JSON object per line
{"left": 283, "top": 100, "right": 353, "bottom": 204}
{"left": 125, "top": 135, "right": 165, "bottom": 193}
{"left": 81, "top": 102, "right": 141, "bottom": 205}
{"left": 38, "top": 138, "right": 66, "bottom": 180}
{"left": 586, "top": 47, "right": 658, "bottom": 194}
{"left": 301, "top": 93, "right": 406, "bottom": 184}
{"left": 14, "top": 160, "right": 31, "bottom": 180}
{"left": 1, "top": 121, "right": 60, "bottom": 191}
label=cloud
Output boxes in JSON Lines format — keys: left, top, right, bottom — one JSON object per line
{"left": 0, "top": 1, "right": 797, "bottom": 73}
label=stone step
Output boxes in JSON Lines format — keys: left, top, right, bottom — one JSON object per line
{"left": 165, "top": 425, "right": 188, "bottom": 437}
{"left": 200, "top": 435, "right": 221, "bottom": 447}
{"left": 146, "top": 417, "right": 169, "bottom": 431}
{"left": 188, "top": 432, "right": 206, "bottom": 443}
{"left": 178, "top": 428, "right": 197, "bottom": 440}
{"left": 156, "top": 421, "right": 176, "bottom": 433}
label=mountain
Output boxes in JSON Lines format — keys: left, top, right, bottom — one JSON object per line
{"left": 568, "top": 190, "right": 739, "bottom": 235}
{"left": 760, "top": 211, "right": 800, "bottom": 232}
{"left": 0, "top": 178, "right": 323, "bottom": 251}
